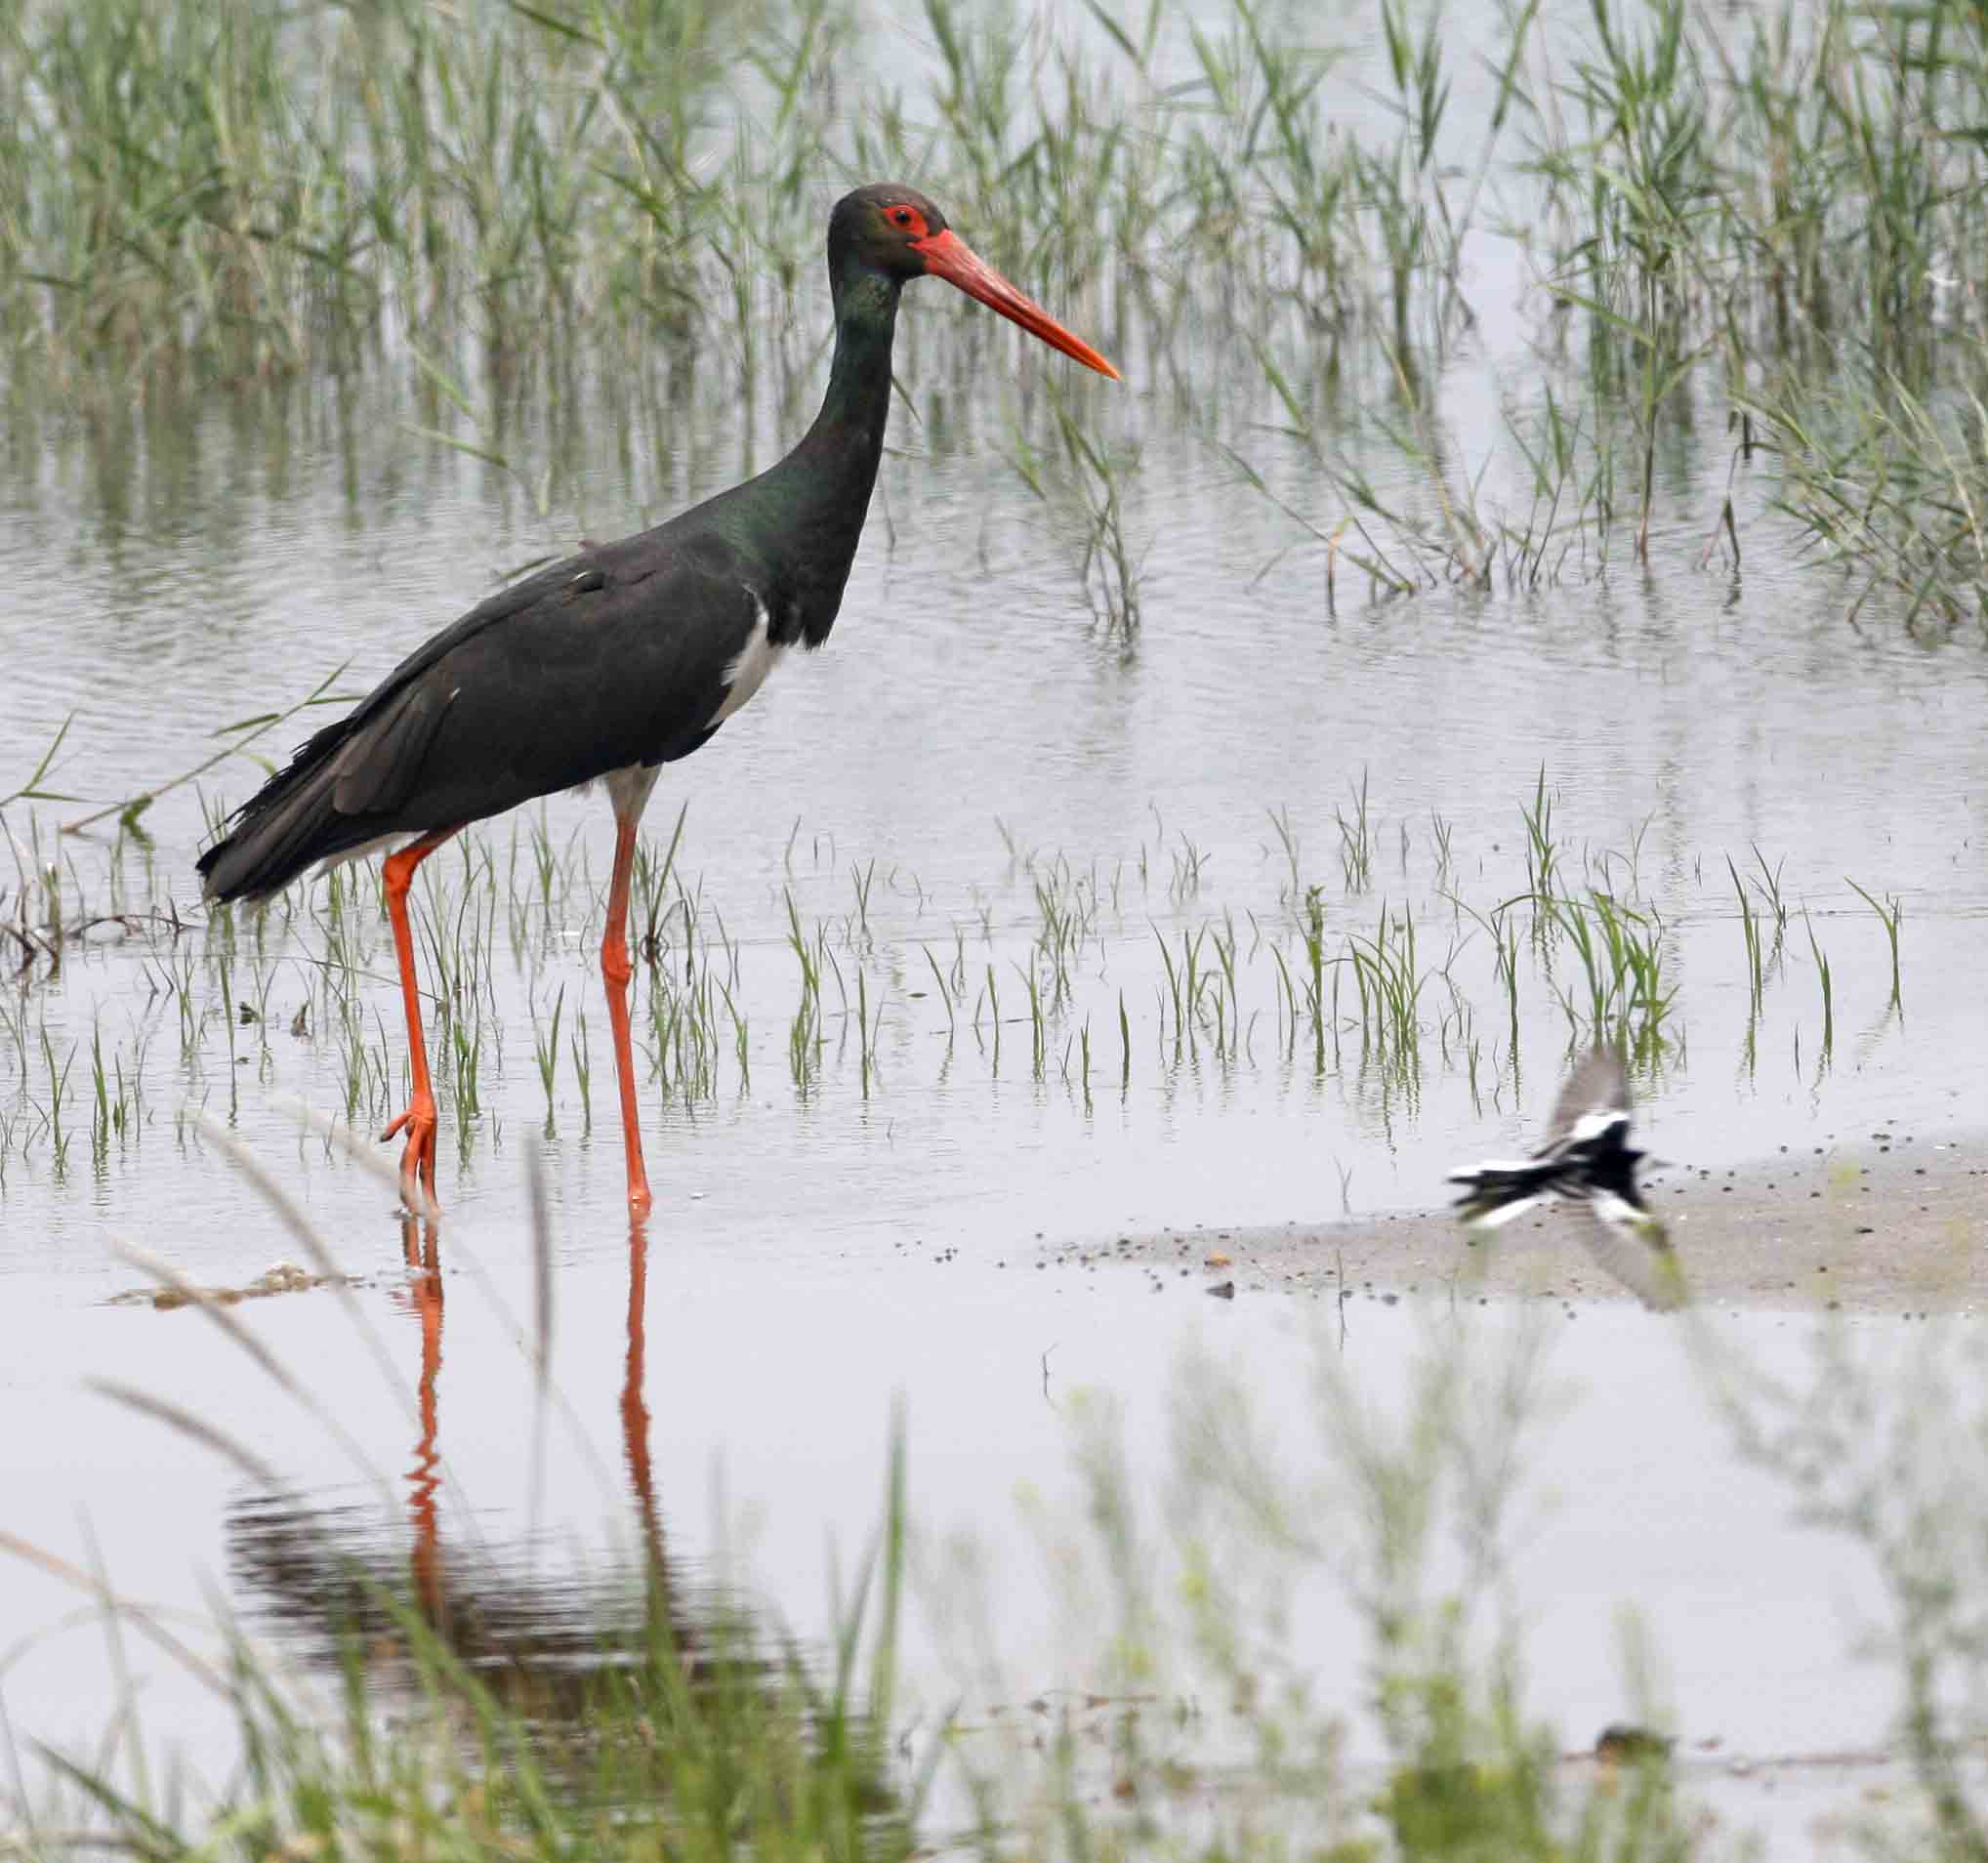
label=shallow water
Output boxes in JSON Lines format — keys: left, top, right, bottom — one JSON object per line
{"left": 0, "top": 1231, "right": 1941, "bottom": 1856}
{"left": 6, "top": 375, "right": 1983, "bottom": 1259}
{"left": 4, "top": 1, "right": 1988, "bottom": 1849}
{"left": 9, "top": 302, "right": 1987, "bottom": 1852}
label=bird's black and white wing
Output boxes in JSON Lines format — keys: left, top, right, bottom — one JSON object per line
{"left": 1446, "top": 1157, "right": 1563, "bottom": 1230}
{"left": 1543, "top": 1044, "right": 1634, "bottom": 1152}
{"left": 1447, "top": 1045, "right": 1627, "bottom": 1228}
{"left": 1577, "top": 1193, "right": 1687, "bottom": 1311}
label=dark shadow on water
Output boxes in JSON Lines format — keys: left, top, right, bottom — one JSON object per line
{"left": 223, "top": 1216, "right": 755, "bottom": 1728}
{"left": 210, "top": 1206, "right": 909, "bottom": 1840}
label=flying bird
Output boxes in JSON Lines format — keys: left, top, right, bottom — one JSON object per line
{"left": 197, "top": 183, "right": 1119, "bottom": 1218}
{"left": 1447, "top": 1045, "right": 1685, "bottom": 1309}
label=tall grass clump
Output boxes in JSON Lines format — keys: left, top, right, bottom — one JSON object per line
{"left": 1743, "top": 379, "right": 1988, "bottom": 632}
{"left": 0, "top": 0, "right": 807, "bottom": 384}
{"left": 1216, "top": 0, "right": 1988, "bottom": 613}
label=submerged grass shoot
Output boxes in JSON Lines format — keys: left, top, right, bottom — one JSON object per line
{"left": 1727, "top": 853, "right": 1765, "bottom": 1012}
{"left": 1847, "top": 876, "right": 1904, "bottom": 1013}
{"left": 1803, "top": 909, "right": 1835, "bottom": 1065}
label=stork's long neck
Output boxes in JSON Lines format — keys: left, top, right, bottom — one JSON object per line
{"left": 751, "top": 268, "right": 902, "bottom": 645}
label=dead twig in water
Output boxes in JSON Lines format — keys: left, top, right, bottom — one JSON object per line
{"left": 61, "top": 667, "right": 353, "bottom": 838}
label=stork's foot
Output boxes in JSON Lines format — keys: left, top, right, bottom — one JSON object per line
{"left": 382, "top": 1093, "right": 440, "bottom": 1213}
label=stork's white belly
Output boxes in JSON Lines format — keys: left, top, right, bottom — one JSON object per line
{"left": 709, "top": 596, "right": 787, "bottom": 726}
{"left": 316, "top": 830, "right": 436, "bottom": 879}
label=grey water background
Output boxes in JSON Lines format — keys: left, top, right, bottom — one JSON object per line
{"left": 1, "top": 0, "right": 1985, "bottom": 1842}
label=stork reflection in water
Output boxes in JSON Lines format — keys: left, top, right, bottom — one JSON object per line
{"left": 228, "top": 1216, "right": 723, "bottom": 1729}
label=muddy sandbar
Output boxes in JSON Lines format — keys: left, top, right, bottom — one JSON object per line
{"left": 1051, "top": 1131, "right": 1986, "bottom": 1313}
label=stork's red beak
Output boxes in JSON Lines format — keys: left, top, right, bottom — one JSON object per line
{"left": 913, "top": 229, "right": 1120, "bottom": 381}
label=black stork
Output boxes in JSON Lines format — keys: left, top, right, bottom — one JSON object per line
{"left": 197, "top": 183, "right": 1118, "bottom": 1218}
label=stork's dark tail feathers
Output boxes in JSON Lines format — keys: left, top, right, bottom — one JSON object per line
{"left": 197, "top": 719, "right": 376, "bottom": 904}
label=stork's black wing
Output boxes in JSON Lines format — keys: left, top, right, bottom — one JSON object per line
{"left": 198, "top": 529, "right": 767, "bottom": 901}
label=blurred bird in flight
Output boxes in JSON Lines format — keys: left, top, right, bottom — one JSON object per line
{"left": 1448, "top": 1045, "right": 1686, "bottom": 1311}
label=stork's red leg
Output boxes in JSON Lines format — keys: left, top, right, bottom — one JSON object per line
{"left": 380, "top": 830, "right": 458, "bottom": 1211}
{"left": 601, "top": 813, "right": 653, "bottom": 1218}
